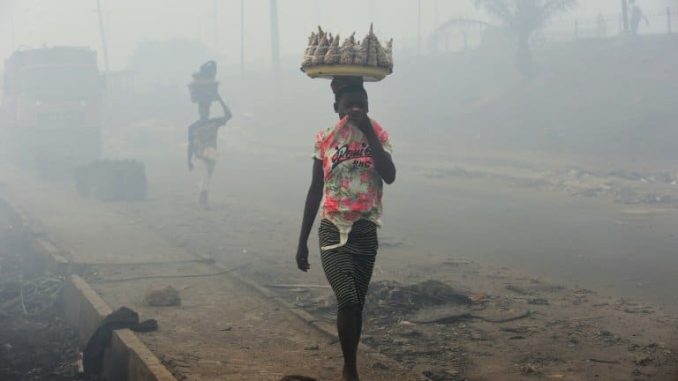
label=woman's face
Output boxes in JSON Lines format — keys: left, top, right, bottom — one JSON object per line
{"left": 336, "top": 91, "right": 369, "bottom": 119}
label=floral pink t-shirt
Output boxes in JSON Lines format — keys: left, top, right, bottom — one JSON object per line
{"left": 313, "top": 116, "right": 393, "bottom": 249}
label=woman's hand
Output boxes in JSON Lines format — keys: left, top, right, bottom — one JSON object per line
{"left": 348, "top": 108, "right": 372, "bottom": 135}
{"left": 296, "top": 244, "right": 310, "bottom": 272}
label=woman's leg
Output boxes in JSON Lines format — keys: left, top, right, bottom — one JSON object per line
{"left": 337, "top": 305, "right": 361, "bottom": 381}
{"left": 198, "top": 159, "right": 215, "bottom": 208}
{"left": 347, "top": 220, "right": 378, "bottom": 345}
{"left": 320, "top": 248, "right": 362, "bottom": 380}
{"left": 352, "top": 253, "right": 376, "bottom": 343}
{"left": 319, "top": 220, "right": 377, "bottom": 381}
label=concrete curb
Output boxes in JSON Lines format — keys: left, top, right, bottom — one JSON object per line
{"left": 63, "top": 275, "right": 177, "bottom": 381}
{"left": 4, "top": 196, "right": 177, "bottom": 381}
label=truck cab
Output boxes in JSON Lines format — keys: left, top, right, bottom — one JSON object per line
{"left": 1, "top": 47, "right": 103, "bottom": 174}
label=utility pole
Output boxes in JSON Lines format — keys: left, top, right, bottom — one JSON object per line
{"left": 96, "top": 0, "right": 110, "bottom": 73}
{"left": 240, "top": 0, "right": 245, "bottom": 72}
{"left": 270, "top": 0, "right": 280, "bottom": 73}
{"left": 621, "top": 0, "right": 629, "bottom": 34}
{"left": 10, "top": 10, "right": 16, "bottom": 51}
{"left": 213, "top": 0, "right": 219, "bottom": 50}
{"left": 417, "top": 0, "right": 422, "bottom": 55}
{"left": 668, "top": 7, "right": 672, "bottom": 34}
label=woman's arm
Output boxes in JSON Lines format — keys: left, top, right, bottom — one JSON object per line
{"left": 296, "top": 159, "right": 324, "bottom": 272}
{"left": 216, "top": 95, "right": 232, "bottom": 122}
{"left": 358, "top": 118, "right": 396, "bottom": 184}
{"left": 187, "top": 124, "right": 195, "bottom": 171}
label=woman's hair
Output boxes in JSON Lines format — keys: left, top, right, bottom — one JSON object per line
{"left": 331, "top": 76, "right": 366, "bottom": 103}
{"left": 334, "top": 85, "right": 368, "bottom": 104}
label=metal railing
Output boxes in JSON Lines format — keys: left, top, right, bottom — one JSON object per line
{"left": 538, "top": 7, "right": 677, "bottom": 43}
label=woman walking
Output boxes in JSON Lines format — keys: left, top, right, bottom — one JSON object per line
{"left": 296, "top": 76, "right": 395, "bottom": 381}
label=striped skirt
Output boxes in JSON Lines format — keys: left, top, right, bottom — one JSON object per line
{"left": 319, "top": 219, "right": 378, "bottom": 311}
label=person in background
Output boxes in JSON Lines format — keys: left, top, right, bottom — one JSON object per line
{"left": 187, "top": 94, "right": 231, "bottom": 209}
{"left": 630, "top": 0, "right": 650, "bottom": 35}
{"left": 295, "top": 76, "right": 396, "bottom": 381}
{"left": 596, "top": 13, "right": 608, "bottom": 38}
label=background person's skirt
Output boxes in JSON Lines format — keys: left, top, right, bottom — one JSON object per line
{"left": 319, "top": 219, "right": 378, "bottom": 311}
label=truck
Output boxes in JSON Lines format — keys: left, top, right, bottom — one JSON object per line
{"left": 1, "top": 46, "right": 103, "bottom": 174}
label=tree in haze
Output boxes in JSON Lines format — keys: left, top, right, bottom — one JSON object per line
{"left": 474, "top": 0, "right": 577, "bottom": 76}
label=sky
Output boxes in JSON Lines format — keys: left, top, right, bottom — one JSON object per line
{"left": 0, "top": 0, "right": 674, "bottom": 71}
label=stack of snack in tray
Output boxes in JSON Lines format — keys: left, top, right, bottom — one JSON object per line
{"left": 301, "top": 24, "right": 393, "bottom": 75}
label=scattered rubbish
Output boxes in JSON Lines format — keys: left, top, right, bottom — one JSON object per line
{"left": 371, "top": 361, "right": 389, "bottom": 370}
{"left": 368, "top": 280, "right": 473, "bottom": 310}
{"left": 93, "top": 263, "right": 249, "bottom": 283}
{"left": 505, "top": 284, "right": 530, "bottom": 295}
{"left": 0, "top": 204, "right": 83, "bottom": 380}
{"left": 267, "top": 284, "right": 331, "bottom": 290}
{"left": 415, "top": 310, "right": 532, "bottom": 325}
{"left": 422, "top": 368, "right": 462, "bottom": 381}
{"left": 516, "top": 353, "right": 563, "bottom": 374}
{"left": 608, "top": 170, "right": 677, "bottom": 184}
{"left": 527, "top": 298, "right": 549, "bottom": 305}
{"left": 634, "top": 355, "right": 653, "bottom": 366}
{"left": 278, "top": 376, "right": 318, "bottom": 381}
{"left": 623, "top": 305, "right": 654, "bottom": 314}
{"left": 588, "top": 358, "right": 620, "bottom": 364}
{"left": 301, "top": 279, "right": 477, "bottom": 326}
{"left": 468, "top": 293, "right": 489, "bottom": 305}
{"left": 74, "top": 159, "right": 147, "bottom": 201}
{"left": 0, "top": 275, "right": 65, "bottom": 316}
{"left": 399, "top": 328, "right": 423, "bottom": 338}
{"left": 442, "top": 259, "right": 471, "bottom": 267}
{"left": 501, "top": 326, "right": 532, "bottom": 334}
{"left": 608, "top": 169, "right": 646, "bottom": 182}
{"left": 520, "top": 363, "right": 540, "bottom": 375}
{"left": 568, "top": 315, "right": 604, "bottom": 321}
{"left": 144, "top": 285, "right": 181, "bottom": 307}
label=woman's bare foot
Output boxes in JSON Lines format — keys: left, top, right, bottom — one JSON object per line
{"left": 342, "top": 368, "right": 360, "bottom": 381}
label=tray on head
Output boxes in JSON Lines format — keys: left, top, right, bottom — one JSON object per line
{"left": 302, "top": 65, "right": 391, "bottom": 82}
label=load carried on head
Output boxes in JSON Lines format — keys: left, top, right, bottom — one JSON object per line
{"left": 188, "top": 60, "right": 219, "bottom": 104}
{"left": 301, "top": 24, "right": 393, "bottom": 82}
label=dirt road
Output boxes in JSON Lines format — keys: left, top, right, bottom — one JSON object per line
{"left": 0, "top": 166, "right": 422, "bottom": 381}
{"left": 2, "top": 137, "right": 678, "bottom": 380}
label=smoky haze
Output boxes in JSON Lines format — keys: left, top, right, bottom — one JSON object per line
{"left": 1, "top": 1, "right": 678, "bottom": 380}
{"left": 0, "top": 0, "right": 672, "bottom": 69}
